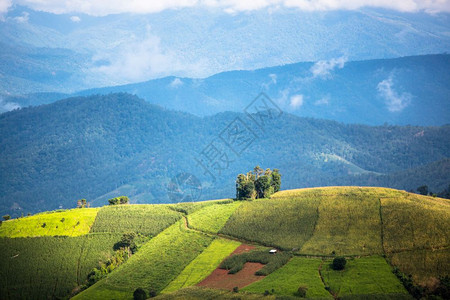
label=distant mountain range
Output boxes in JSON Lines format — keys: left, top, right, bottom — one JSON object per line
{"left": 1, "top": 93, "right": 449, "bottom": 216}
{"left": 1, "top": 6, "right": 450, "bottom": 94}
{"left": 3, "top": 54, "right": 450, "bottom": 126}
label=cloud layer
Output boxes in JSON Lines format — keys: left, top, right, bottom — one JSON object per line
{"left": 377, "top": 74, "right": 412, "bottom": 112}
{"left": 7, "top": 0, "right": 450, "bottom": 16}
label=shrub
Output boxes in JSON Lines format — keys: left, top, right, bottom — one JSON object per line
{"left": 332, "top": 257, "right": 346, "bottom": 270}
{"left": 219, "top": 250, "right": 291, "bottom": 275}
{"left": 41, "top": 222, "right": 46, "bottom": 228}
{"left": 295, "top": 286, "right": 308, "bottom": 297}
{"left": 232, "top": 286, "right": 239, "bottom": 293}
{"left": 133, "top": 288, "right": 147, "bottom": 300}
{"left": 3, "top": 214, "right": 11, "bottom": 221}
{"left": 148, "top": 289, "right": 157, "bottom": 298}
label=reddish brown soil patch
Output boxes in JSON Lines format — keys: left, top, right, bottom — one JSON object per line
{"left": 231, "top": 244, "right": 255, "bottom": 255}
{"left": 197, "top": 262, "right": 265, "bottom": 290}
{"left": 197, "top": 244, "right": 265, "bottom": 290}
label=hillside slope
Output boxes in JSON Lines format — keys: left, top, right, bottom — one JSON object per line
{"left": 1, "top": 187, "right": 447, "bottom": 299}
{"left": 1, "top": 93, "right": 449, "bottom": 216}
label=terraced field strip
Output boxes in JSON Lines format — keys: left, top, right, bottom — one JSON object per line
{"left": 243, "top": 256, "right": 333, "bottom": 298}
{"left": 90, "top": 204, "right": 182, "bottom": 236}
{"left": 187, "top": 201, "right": 243, "bottom": 233}
{"left": 73, "top": 220, "right": 213, "bottom": 300}
{"left": 161, "top": 238, "right": 241, "bottom": 293}
{"left": 0, "top": 208, "right": 99, "bottom": 238}
{"left": 321, "top": 256, "right": 409, "bottom": 298}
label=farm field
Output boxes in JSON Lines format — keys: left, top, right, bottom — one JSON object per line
{"left": 188, "top": 201, "right": 242, "bottom": 233}
{"left": 388, "top": 248, "right": 450, "bottom": 284}
{"left": 220, "top": 197, "right": 320, "bottom": 250}
{"left": 162, "top": 238, "right": 241, "bottom": 293}
{"left": 299, "top": 190, "right": 383, "bottom": 255}
{"left": 90, "top": 204, "right": 181, "bottom": 236}
{"left": 243, "top": 257, "right": 332, "bottom": 298}
{"left": 73, "top": 220, "right": 213, "bottom": 299}
{"left": 381, "top": 195, "right": 450, "bottom": 253}
{"left": 0, "top": 233, "right": 121, "bottom": 300}
{"left": 0, "top": 208, "right": 99, "bottom": 237}
{"left": 321, "top": 256, "right": 409, "bottom": 298}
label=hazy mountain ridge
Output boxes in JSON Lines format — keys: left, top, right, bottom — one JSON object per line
{"left": 1, "top": 93, "right": 449, "bottom": 216}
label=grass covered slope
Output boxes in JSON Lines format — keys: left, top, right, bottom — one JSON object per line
{"left": 90, "top": 204, "right": 181, "bottom": 236}
{"left": 243, "top": 257, "right": 332, "bottom": 298}
{"left": 220, "top": 197, "right": 320, "bottom": 250}
{"left": 0, "top": 208, "right": 98, "bottom": 238}
{"left": 73, "top": 220, "right": 213, "bottom": 300}
{"left": 321, "top": 256, "right": 409, "bottom": 299}
{"left": 187, "top": 201, "right": 242, "bottom": 233}
{"left": 0, "top": 233, "right": 121, "bottom": 300}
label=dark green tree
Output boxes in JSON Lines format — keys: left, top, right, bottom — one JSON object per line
{"left": 108, "top": 196, "right": 130, "bottom": 205}
{"left": 332, "top": 257, "right": 347, "bottom": 270}
{"left": 255, "top": 175, "right": 272, "bottom": 198}
{"left": 271, "top": 169, "right": 281, "bottom": 192}
{"left": 133, "top": 288, "right": 147, "bottom": 300}
{"left": 417, "top": 185, "right": 429, "bottom": 195}
{"left": 3, "top": 214, "right": 11, "bottom": 221}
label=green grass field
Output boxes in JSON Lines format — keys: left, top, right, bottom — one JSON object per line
{"left": 243, "top": 256, "right": 332, "bottom": 298}
{"left": 0, "top": 208, "right": 99, "bottom": 238}
{"left": 381, "top": 194, "right": 450, "bottom": 253}
{"left": 90, "top": 204, "right": 181, "bottom": 236}
{"left": 162, "top": 238, "right": 241, "bottom": 293}
{"left": 220, "top": 197, "right": 320, "bottom": 250}
{"left": 73, "top": 220, "right": 213, "bottom": 300}
{"left": 0, "top": 233, "right": 121, "bottom": 300}
{"left": 321, "top": 256, "right": 409, "bottom": 298}
{"left": 188, "top": 202, "right": 242, "bottom": 233}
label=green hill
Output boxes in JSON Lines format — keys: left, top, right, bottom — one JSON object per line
{"left": 1, "top": 93, "right": 450, "bottom": 217}
{"left": 0, "top": 187, "right": 448, "bottom": 299}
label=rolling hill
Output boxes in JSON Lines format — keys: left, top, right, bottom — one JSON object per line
{"left": 0, "top": 93, "right": 449, "bottom": 216}
{"left": 0, "top": 187, "right": 448, "bottom": 299}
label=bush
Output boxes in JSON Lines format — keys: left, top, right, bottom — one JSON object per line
{"left": 219, "top": 250, "right": 291, "bottom": 275}
{"left": 148, "top": 289, "right": 157, "bottom": 298}
{"left": 133, "top": 288, "right": 147, "bottom": 300}
{"left": 232, "top": 286, "right": 239, "bottom": 293}
{"left": 332, "top": 257, "right": 346, "bottom": 270}
{"left": 3, "top": 214, "right": 11, "bottom": 221}
{"left": 295, "top": 286, "right": 308, "bottom": 297}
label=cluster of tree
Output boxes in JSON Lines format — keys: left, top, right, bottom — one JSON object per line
{"left": 415, "top": 184, "right": 450, "bottom": 199}
{"left": 235, "top": 166, "right": 281, "bottom": 200}
{"left": 76, "top": 198, "right": 89, "bottom": 208}
{"left": 108, "top": 196, "right": 130, "bottom": 205}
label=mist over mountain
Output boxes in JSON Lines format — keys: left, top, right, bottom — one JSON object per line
{"left": 1, "top": 93, "right": 449, "bottom": 216}
{"left": 1, "top": 5, "right": 450, "bottom": 94}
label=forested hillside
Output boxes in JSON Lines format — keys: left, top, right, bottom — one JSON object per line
{"left": 0, "top": 93, "right": 449, "bottom": 215}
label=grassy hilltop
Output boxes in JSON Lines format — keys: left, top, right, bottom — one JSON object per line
{"left": 0, "top": 187, "right": 449, "bottom": 299}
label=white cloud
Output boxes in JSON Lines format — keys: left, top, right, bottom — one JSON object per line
{"left": 0, "top": 97, "right": 20, "bottom": 113}
{"left": 169, "top": 77, "right": 183, "bottom": 88}
{"left": 14, "top": 11, "right": 29, "bottom": 23}
{"left": 314, "top": 96, "right": 329, "bottom": 105}
{"left": 377, "top": 74, "right": 411, "bottom": 112}
{"left": 290, "top": 94, "right": 304, "bottom": 109}
{"left": 10, "top": 0, "right": 450, "bottom": 16}
{"left": 88, "top": 30, "right": 205, "bottom": 84}
{"left": 70, "top": 15, "right": 80, "bottom": 22}
{"left": 310, "top": 56, "right": 347, "bottom": 78}
{"left": 0, "top": 0, "right": 12, "bottom": 17}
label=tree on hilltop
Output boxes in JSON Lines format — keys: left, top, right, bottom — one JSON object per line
{"left": 236, "top": 167, "right": 281, "bottom": 200}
